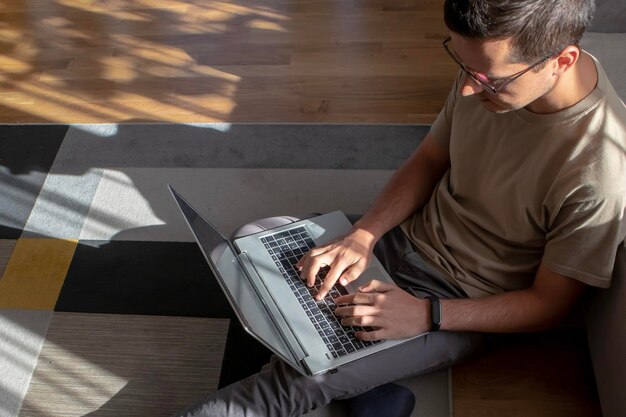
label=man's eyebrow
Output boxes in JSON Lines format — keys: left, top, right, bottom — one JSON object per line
{"left": 452, "top": 48, "right": 502, "bottom": 81}
{"left": 464, "top": 64, "right": 503, "bottom": 81}
{"left": 469, "top": 63, "right": 516, "bottom": 81}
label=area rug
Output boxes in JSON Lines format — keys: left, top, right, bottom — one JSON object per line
{"left": 0, "top": 123, "right": 452, "bottom": 417}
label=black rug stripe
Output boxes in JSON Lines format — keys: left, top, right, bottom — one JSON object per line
{"left": 55, "top": 240, "right": 234, "bottom": 317}
{"left": 0, "top": 124, "right": 69, "bottom": 239}
{"left": 56, "top": 239, "right": 274, "bottom": 389}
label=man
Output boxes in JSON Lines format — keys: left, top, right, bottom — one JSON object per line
{"left": 173, "top": 0, "right": 626, "bottom": 416}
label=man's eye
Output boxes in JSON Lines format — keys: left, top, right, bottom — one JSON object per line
{"left": 490, "top": 78, "right": 507, "bottom": 86}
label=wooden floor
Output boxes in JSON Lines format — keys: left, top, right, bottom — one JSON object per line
{"left": 453, "top": 330, "right": 601, "bottom": 417}
{"left": 0, "top": 0, "right": 602, "bottom": 416}
{"left": 0, "top": 0, "right": 455, "bottom": 124}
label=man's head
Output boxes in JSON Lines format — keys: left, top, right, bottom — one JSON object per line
{"left": 444, "top": 0, "right": 595, "bottom": 65}
{"left": 442, "top": 0, "right": 596, "bottom": 113}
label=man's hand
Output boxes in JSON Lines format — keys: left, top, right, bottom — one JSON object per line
{"left": 295, "top": 227, "right": 377, "bottom": 300}
{"left": 334, "top": 280, "right": 430, "bottom": 341}
{"left": 294, "top": 133, "right": 450, "bottom": 301}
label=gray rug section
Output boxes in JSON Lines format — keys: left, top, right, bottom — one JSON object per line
{"left": 0, "top": 309, "right": 53, "bottom": 417}
{"left": 80, "top": 167, "right": 394, "bottom": 241}
{"left": 40, "top": 124, "right": 428, "bottom": 241}
{"left": 51, "top": 124, "right": 428, "bottom": 171}
{"left": 398, "top": 369, "right": 453, "bottom": 417}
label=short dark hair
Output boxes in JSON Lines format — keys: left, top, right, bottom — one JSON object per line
{"left": 443, "top": 0, "right": 596, "bottom": 63}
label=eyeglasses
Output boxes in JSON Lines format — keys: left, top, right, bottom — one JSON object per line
{"left": 443, "top": 37, "right": 552, "bottom": 95}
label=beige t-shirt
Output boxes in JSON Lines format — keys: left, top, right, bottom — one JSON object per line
{"left": 401, "top": 55, "right": 626, "bottom": 298}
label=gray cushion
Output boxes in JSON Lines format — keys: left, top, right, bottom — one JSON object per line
{"left": 585, "top": 243, "right": 626, "bottom": 417}
{"left": 588, "top": 0, "right": 626, "bottom": 33}
{"left": 580, "top": 32, "right": 626, "bottom": 101}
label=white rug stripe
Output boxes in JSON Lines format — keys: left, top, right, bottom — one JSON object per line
{"left": 21, "top": 169, "right": 103, "bottom": 240}
{"left": 79, "top": 167, "right": 394, "bottom": 242}
{"left": 0, "top": 309, "right": 52, "bottom": 417}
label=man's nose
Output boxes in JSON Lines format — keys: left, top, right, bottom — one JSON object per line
{"left": 460, "top": 74, "right": 483, "bottom": 96}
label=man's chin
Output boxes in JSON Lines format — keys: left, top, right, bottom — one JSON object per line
{"left": 479, "top": 96, "right": 517, "bottom": 113}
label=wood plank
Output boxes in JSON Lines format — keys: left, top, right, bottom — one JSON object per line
{"left": 452, "top": 331, "right": 602, "bottom": 417}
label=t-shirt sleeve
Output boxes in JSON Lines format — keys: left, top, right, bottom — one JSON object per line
{"left": 543, "top": 193, "right": 626, "bottom": 288}
{"left": 430, "top": 70, "right": 464, "bottom": 148}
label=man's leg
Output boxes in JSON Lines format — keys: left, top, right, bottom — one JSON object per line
{"left": 173, "top": 324, "right": 484, "bottom": 417}
{"left": 171, "top": 217, "right": 486, "bottom": 417}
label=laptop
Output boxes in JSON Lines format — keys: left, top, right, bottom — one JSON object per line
{"left": 169, "top": 185, "right": 420, "bottom": 376}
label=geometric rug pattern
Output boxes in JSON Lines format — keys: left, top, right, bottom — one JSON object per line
{"left": 0, "top": 123, "right": 454, "bottom": 417}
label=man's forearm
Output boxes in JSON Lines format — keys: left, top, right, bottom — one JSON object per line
{"left": 440, "top": 291, "right": 559, "bottom": 333}
{"left": 438, "top": 265, "right": 587, "bottom": 333}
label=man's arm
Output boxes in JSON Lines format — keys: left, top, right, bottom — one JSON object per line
{"left": 439, "top": 264, "right": 588, "bottom": 333}
{"left": 334, "top": 263, "right": 588, "bottom": 339}
{"left": 296, "top": 132, "right": 450, "bottom": 299}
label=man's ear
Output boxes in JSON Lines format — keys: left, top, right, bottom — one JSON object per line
{"left": 552, "top": 45, "right": 580, "bottom": 75}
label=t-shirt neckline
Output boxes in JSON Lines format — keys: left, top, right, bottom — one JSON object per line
{"left": 514, "top": 51, "right": 606, "bottom": 125}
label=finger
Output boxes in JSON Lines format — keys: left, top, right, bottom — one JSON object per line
{"left": 294, "top": 250, "right": 310, "bottom": 270}
{"left": 356, "top": 328, "right": 385, "bottom": 342}
{"left": 337, "top": 263, "right": 365, "bottom": 287}
{"left": 340, "top": 314, "right": 379, "bottom": 327}
{"left": 316, "top": 260, "right": 353, "bottom": 300}
{"left": 333, "top": 293, "right": 356, "bottom": 305}
{"left": 358, "top": 279, "right": 396, "bottom": 293}
{"left": 352, "top": 292, "right": 375, "bottom": 305}
{"left": 303, "top": 253, "right": 331, "bottom": 288}
{"left": 334, "top": 304, "right": 379, "bottom": 318}
{"left": 295, "top": 243, "right": 328, "bottom": 270}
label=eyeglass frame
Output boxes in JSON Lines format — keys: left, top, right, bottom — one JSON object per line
{"left": 442, "top": 36, "right": 553, "bottom": 95}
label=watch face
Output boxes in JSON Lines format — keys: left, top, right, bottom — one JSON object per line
{"left": 427, "top": 296, "right": 441, "bottom": 331}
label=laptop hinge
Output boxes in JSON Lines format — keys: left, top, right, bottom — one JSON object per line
{"left": 238, "top": 251, "right": 309, "bottom": 362}
{"left": 232, "top": 240, "right": 243, "bottom": 254}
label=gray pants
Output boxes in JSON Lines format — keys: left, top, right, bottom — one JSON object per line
{"left": 172, "top": 216, "right": 488, "bottom": 417}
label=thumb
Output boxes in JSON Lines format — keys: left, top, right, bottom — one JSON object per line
{"left": 358, "top": 279, "right": 395, "bottom": 293}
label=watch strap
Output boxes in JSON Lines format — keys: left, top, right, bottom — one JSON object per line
{"left": 426, "top": 295, "right": 442, "bottom": 332}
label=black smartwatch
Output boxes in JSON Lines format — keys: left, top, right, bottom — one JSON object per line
{"left": 425, "top": 295, "right": 442, "bottom": 332}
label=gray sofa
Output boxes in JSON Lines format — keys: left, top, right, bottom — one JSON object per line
{"left": 580, "top": 3, "right": 625, "bottom": 416}
{"left": 586, "top": 244, "right": 625, "bottom": 417}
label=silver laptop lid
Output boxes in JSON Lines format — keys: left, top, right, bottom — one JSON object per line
{"left": 168, "top": 185, "right": 302, "bottom": 369}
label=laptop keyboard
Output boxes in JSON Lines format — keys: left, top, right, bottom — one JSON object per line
{"left": 260, "top": 226, "right": 381, "bottom": 358}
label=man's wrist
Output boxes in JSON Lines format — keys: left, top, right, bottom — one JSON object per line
{"left": 349, "top": 222, "right": 382, "bottom": 246}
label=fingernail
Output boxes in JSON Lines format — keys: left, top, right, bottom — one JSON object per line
{"left": 340, "top": 278, "right": 347, "bottom": 286}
